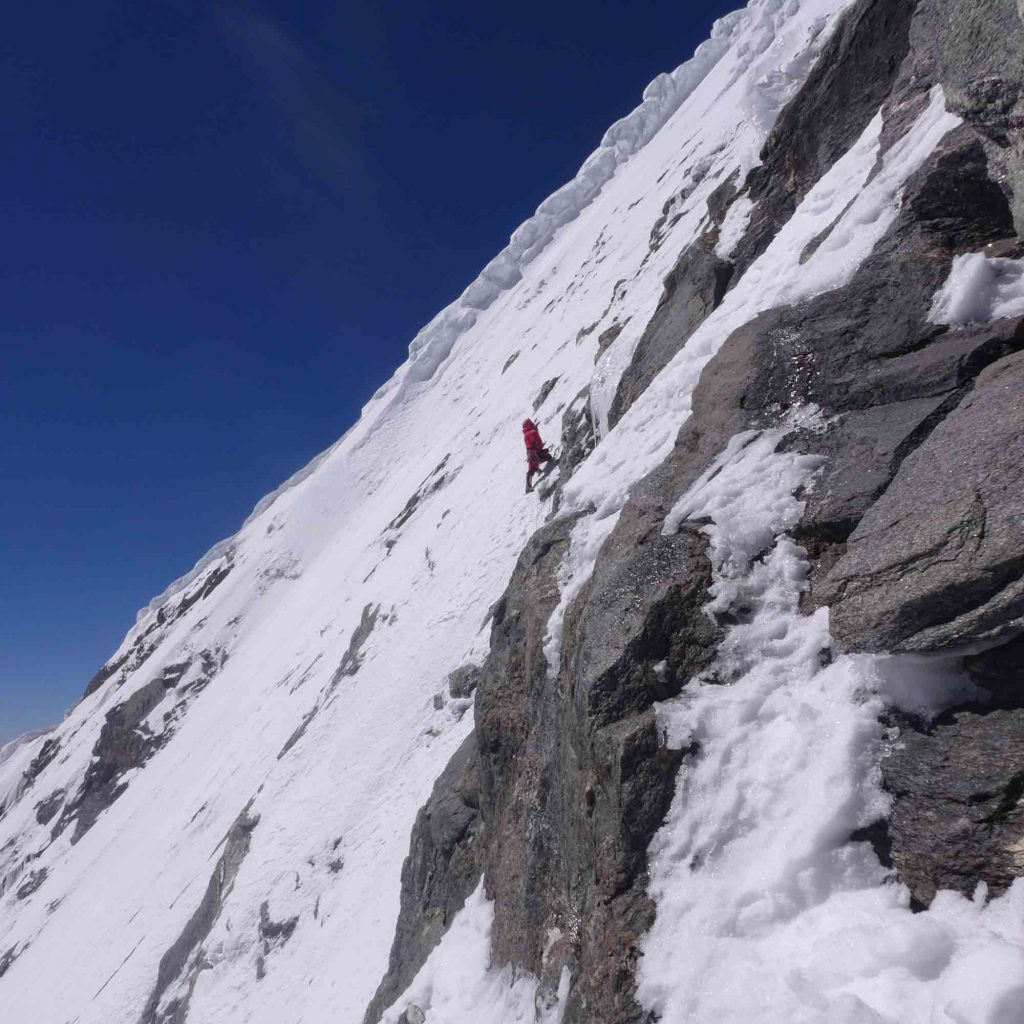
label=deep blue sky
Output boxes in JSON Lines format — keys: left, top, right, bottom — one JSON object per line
{"left": 0, "top": 0, "right": 737, "bottom": 743}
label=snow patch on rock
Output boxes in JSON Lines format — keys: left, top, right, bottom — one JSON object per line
{"left": 715, "top": 193, "right": 755, "bottom": 258}
{"left": 928, "top": 251, "right": 1024, "bottom": 325}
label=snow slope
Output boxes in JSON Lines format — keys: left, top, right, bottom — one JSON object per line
{"left": 2, "top": 2, "right": 1021, "bottom": 1023}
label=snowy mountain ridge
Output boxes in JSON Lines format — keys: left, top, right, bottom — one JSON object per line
{"left": 3, "top": 1, "right": 1024, "bottom": 1023}
{"left": 136, "top": 0, "right": 817, "bottom": 626}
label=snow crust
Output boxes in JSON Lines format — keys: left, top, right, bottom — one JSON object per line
{"left": 2, "top": 4, "right": 1014, "bottom": 1024}
{"left": 928, "top": 251, "right": 1024, "bottom": 325}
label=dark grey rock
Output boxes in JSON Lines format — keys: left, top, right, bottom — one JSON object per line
{"left": 330, "top": 604, "right": 381, "bottom": 685}
{"left": 555, "top": 387, "right": 597, "bottom": 490}
{"left": 34, "top": 788, "right": 65, "bottom": 826}
{"left": 0, "top": 945, "right": 18, "bottom": 980}
{"left": 882, "top": 702, "right": 1024, "bottom": 906}
{"left": 277, "top": 706, "right": 319, "bottom": 762}
{"left": 446, "top": 664, "right": 481, "bottom": 699}
{"left": 363, "top": 734, "right": 482, "bottom": 1024}
{"left": 965, "top": 632, "right": 1024, "bottom": 705}
{"left": 20, "top": 737, "right": 61, "bottom": 794}
{"left": 138, "top": 803, "right": 259, "bottom": 1024}
{"left": 54, "top": 677, "right": 177, "bottom": 844}
{"left": 441, "top": 496, "right": 717, "bottom": 1024}
{"left": 406, "top": 465, "right": 716, "bottom": 1024}
{"left": 15, "top": 867, "right": 47, "bottom": 901}
{"left": 532, "top": 376, "right": 560, "bottom": 412}
{"left": 396, "top": 1006, "right": 425, "bottom": 1024}
{"left": 278, "top": 606, "right": 383, "bottom": 761}
{"left": 385, "top": 456, "right": 454, "bottom": 533}
{"left": 822, "top": 350, "right": 1024, "bottom": 652}
{"left": 54, "top": 652, "right": 226, "bottom": 844}
{"left": 258, "top": 901, "right": 298, "bottom": 943}
{"left": 84, "top": 558, "right": 234, "bottom": 699}
{"left": 799, "top": 395, "right": 950, "bottom": 544}
{"left": 733, "top": 0, "right": 916, "bottom": 273}
{"left": 594, "top": 322, "right": 625, "bottom": 362}
{"left": 608, "top": 237, "right": 733, "bottom": 429}
{"left": 255, "top": 900, "right": 299, "bottom": 980}
{"left": 926, "top": 0, "right": 1024, "bottom": 231}
{"left": 280, "top": 606, "right": 385, "bottom": 761}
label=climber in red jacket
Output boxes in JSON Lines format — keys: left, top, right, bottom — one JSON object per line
{"left": 522, "top": 418, "right": 554, "bottom": 493}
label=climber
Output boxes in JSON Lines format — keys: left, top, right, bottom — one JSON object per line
{"left": 522, "top": 418, "right": 555, "bottom": 493}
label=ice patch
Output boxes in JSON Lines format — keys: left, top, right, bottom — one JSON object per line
{"left": 928, "top": 252, "right": 1024, "bottom": 325}
{"left": 380, "top": 883, "right": 569, "bottom": 1024}
{"left": 870, "top": 653, "right": 989, "bottom": 721}
{"left": 715, "top": 193, "right": 755, "bottom": 258}
{"left": 663, "top": 413, "right": 826, "bottom": 598}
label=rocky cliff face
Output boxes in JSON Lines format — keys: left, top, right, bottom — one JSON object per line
{"left": 371, "top": 1, "right": 1024, "bottom": 1021}
{"left": 2, "top": 2, "right": 1023, "bottom": 1023}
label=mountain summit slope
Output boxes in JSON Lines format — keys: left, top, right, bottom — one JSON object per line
{"left": 3, "top": 1, "right": 1024, "bottom": 1022}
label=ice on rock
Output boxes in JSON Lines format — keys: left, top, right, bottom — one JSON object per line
{"left": 568, "top": 84, "right": 960, "bottom": 506}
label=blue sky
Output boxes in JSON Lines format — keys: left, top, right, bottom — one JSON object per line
{"left": 0, "top": 0, "right": 737, "bottom": 744}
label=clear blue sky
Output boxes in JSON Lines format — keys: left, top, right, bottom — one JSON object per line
{"left": 0, "top": 0, "right": 737, "bottom": 744}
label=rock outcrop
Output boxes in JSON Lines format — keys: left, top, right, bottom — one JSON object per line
{"left": 822, "top": 350, "right": 1024, "bottom": 653}
{"left": 363, "top": 735, "right": 482, "bottom": 1024}
{"left": 138, "top": 804, "right": 260, "bottom": 1024}
{"left": 608, "top": 236, "right": 733, "bottom": 429}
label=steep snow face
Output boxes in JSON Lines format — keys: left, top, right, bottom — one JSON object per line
{"left": 3, "top": 2, "right": 1020, "bottom": 1024}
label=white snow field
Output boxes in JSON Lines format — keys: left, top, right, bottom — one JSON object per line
{"left": 2, "top": 1, "right": 1022, "bottom": 1023}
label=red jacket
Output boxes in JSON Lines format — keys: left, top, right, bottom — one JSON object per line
{"left": 522, "top": 419, "right": 544, "bottom": 452}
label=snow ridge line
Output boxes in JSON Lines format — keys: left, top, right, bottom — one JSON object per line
{"left": 130, "top": 2, "right": 761, "bottom": 627}
{"left": 370, "top": 5, "right": 749, "bottom": 406}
